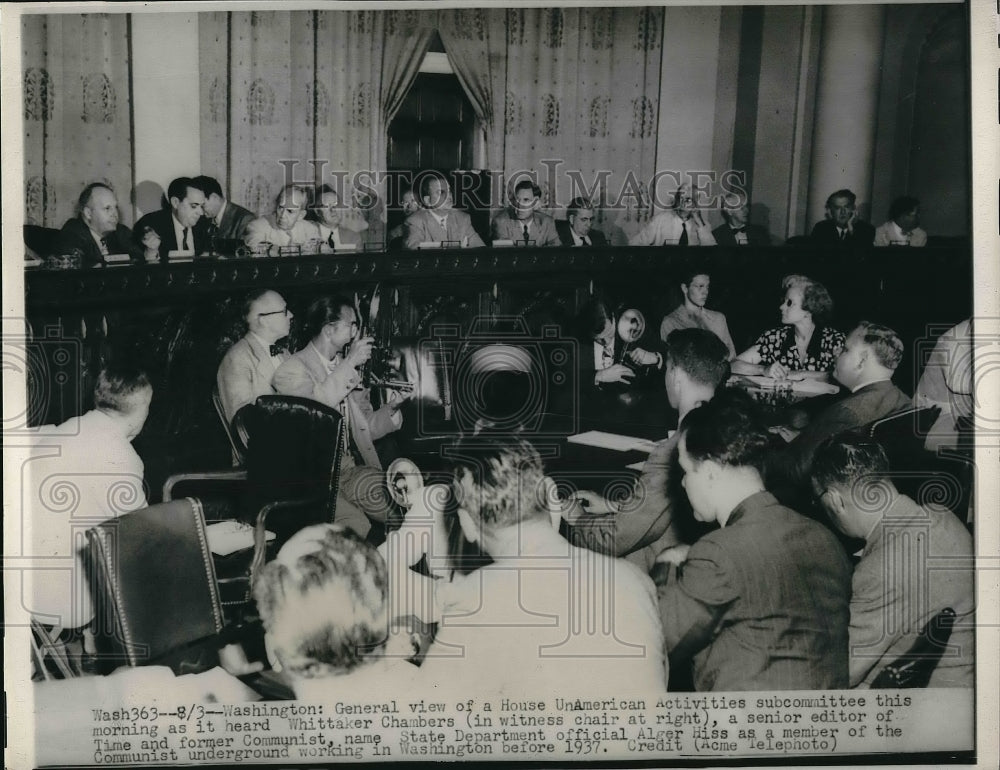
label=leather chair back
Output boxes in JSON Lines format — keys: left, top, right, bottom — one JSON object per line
{"left": 85, "top": 498, "right": 224, "bottom": 669}
{"left": 871, "top": 607, "right": 957, "bottom": 688}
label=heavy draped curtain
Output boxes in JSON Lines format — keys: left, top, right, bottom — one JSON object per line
{"left": 199, "top": 10, "right": 434, "bottom": 244}
{"left": 21, "top": 14, "right": 134, "bottom": 227}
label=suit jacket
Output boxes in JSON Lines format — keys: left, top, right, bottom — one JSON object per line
{"left": 244, "top": 215, "right": 322, "bottom": 250}
{"left": 133, "top": 208, "right": 210, "bottom": 260}
{"left": 491, "top": 210, "right": 560, "bottom": 246}
{"left": 58, "top": 218, "right": 141, "bottom": 266}
{"left": 712, "top": 223, "right": 771, "bottom": 247}
{"left": 272, "top": 345, "right": 400, "bottom": 470}
{"left": 629, "top": 210, "right": 716, "bottom": 246}
{"left": 810, "top": 218, "right": 876, "bottom": 247}
{"left": 212, "top": 201, "right": 256, "bottom": 241}
{"left": 555, "top": 219, "right": 609, "bottom": 247}
{"left": 216, "top": 334, "right": 290, "bottom": 423}
{"left": 768, "top": 379, "right": 913, "bottom": 488}
{"left": 657, "top": 490, "right": 852, "bottom": 691}
{"left": 404, "top": 209, "right": 485, "bottom": 249}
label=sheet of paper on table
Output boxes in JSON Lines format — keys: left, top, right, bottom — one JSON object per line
{"left": 567, "top": 431, "right": 658, "bottom": 453}
{"left": 205, "top": 520, "right": 275, "bottom": 556}
{"left": 731, "top": 374, "right": 840, "bottom": 396}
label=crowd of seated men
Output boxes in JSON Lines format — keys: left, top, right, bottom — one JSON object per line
{"left": 29, "top": 238, "right": 974, "bottom": 695}
{"left": 34, "top": 169, "right": 934, "bottom": 266}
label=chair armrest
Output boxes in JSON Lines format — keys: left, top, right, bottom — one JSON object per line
{"left": 163, "top": 470, "right": 248, "bottom": 502}
{"left": 249, "top": 497, "right": 324, "bottom": 586}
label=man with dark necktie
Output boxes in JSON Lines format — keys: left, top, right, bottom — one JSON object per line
{"left": 490, "top": 179, "right": 561, "bottom": 246}
{"left": 403, "top": 173, "right": 485, "bottom": 249}
{"left": 629, "top": 184, "right": 716, "bottom": 246}
{"left": 58, "top": 183, "right": 142, "bottom": 266}
{"left": 809, "top": 189, "right": 876, "bottom": 246}
{"left": 132, "top": 176, "right": 209, "bottom": 261}
{"left": 556, "top": 196, "right": 609, "bottom": 246}
{"left": 194, "top": 175, "right": 255, "bottom": 244}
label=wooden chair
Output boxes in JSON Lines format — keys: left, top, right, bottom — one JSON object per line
{"left": 212, "top": 385, "right": 250, "bottom": 467}
{"left": 30, "top": 618, "right": 76, "bottom": 680}
{"left": 871, "top": 608, "right": 958, "bottom": 688}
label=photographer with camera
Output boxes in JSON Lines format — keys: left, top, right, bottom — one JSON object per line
{"left": 580, "top": 298, "right": 662, "bottom": 389}
{"left": 272, "top": 296, "right": 408, "bottom": 539}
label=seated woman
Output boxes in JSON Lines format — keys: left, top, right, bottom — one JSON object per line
{"left": 579, "top": 298, "right": 661, "bottom": 388}
{"left": 659, "top": 267, "right": 737, "bottom": 360}
{"left": 731, "top": 274, "right": 845, "bottom": 380}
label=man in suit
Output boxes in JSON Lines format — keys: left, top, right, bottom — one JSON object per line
{"left": 630, "top": 184, "right": 716, "bottom": 246}
{"left": 58, "top": 183, "right": 142, "bottom": 266}
{"left": 132, "top": 177, "right": 209, "bottom": 261}
{"left": 556, "top": 196, "right": 608, "bottom": 247}
{"left": 308, "top": 185, "right": 366, "bottom": 251}
{"left": 810, "top": 189, "right": 876, "bottom": 246}
{"left": 768, "top": 321, "right": 913, "bottom": 489}
{"left": 811, "top": 435, "right": 974, "bottom": 688}
{"left": 272, "top": 296, "right": 404, "bottom": 537}
{"left": 655, "top": 391, "right": 852, "bottom": 691}
{"left": 491, "top": 179, "right": 560, "bottom": 246}
{"left": 712, "top": 200, "right": 771, "bottom": 246}
{"left": 404, "top": 173, "right": 485, "bottom": 249}
{"left": 244, "top": 184, "right": 322, "bottom": 252}
{"left": 216, "top": 289, "right": 293, "bottom": 424}
{"left": 194, "top": 175, "right": 255, "bottom": 244}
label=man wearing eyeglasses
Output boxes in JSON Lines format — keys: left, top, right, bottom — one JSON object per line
{"left": 273, "top": 297, "right": 405, "bottom": 537}
{"left": 244, "top": 184, "right": 322, "bottom": 252}
{"left": 217, "top": 289, "right": 294, "bottom": 423}
{"left": 629, "top": 184, "right": 716, "bottom": 247}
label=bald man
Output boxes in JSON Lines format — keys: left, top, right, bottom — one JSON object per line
{"left": 59, "top": 183, "right": 142, "bottom": 266}
{"left": 244, "top": 185, "right": 322, "bottom": 252}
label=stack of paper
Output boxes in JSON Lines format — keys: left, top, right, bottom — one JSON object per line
{"left": 205, "top": 520, "right": 275, "bottom": 557}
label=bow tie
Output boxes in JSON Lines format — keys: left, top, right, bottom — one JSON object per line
{"left": 269, "top": 343, "right": 287, "bottom": 357}
{"left": 731, "top": 226, "right": 747, "bottom": 234}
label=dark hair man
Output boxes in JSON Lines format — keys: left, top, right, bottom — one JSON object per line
{"left": 403, "top": 173, "right": 485, "bottom": 249}
{"left": 132, "top": 176, "right": 209, "bottom": 260}
{"left": 874, "top": 195, "right": 927, "bottom": 247}
{"left": 810, "top": 188, "right": 876, "bottom": 246}
{"left": 491, "top": 179, "right": 560, "bottom": 246}
{"left": 193, "top": 175, "right": 255, "bottom": 242}
{"left": 556, "top": 196, "right": 608, "bottom": 246}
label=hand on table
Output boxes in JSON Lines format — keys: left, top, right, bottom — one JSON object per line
{"left": 595, "top": 364, "right": 635, "bottom": 385}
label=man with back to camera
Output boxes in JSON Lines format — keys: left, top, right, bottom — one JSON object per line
{"left": 810, "top": 189, "right": 876, "bottom": 246}
{"left": 556, "top": 196, "right": 608, "bottom": 246}
{"left": 810, "top": 434, "right": 974, "bottom": 688}
{"left": 567, "top": 328, "right": 731, "bottom": 571}
{"left": 216, "top": 289, "right": 293, "bottom": 424}
{"left": 58, "top": 183, "right": 142, "bottom": 266}
{"left": 193, "top": 175, "right": 255, "bottom": 243}
{"left": 403, "top": 172, "right": 485, "bottom": 249}
{"left": 655, "top": 391, "right": 852, "bottom": 691}
{"left": 766, "top": 320, "right": 913, "bottom": 490}
{"left": 629, "top": 183, "right": 716, "bottom": 246}
{"left": 132, "top": 176, "right": 209, "bottom": 261}
{"left": 491, "top": 179, "right": 560, "bottom": 246}
{"left": 243, "top": 184, "right": 322, "bottom": 252}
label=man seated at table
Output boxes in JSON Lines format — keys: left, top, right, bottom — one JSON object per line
{"left": 767, "top": 321, "right": 912, "bottom": 490}
{"left": 244, "top": 184, "right": 322, "bottom": 253}
{"left": 810, "top": 434, "right": 974, "bottom": 687}
{"left": 421, "top": 437, "right": 667, "bottom": 692}
{"left": 873, "top": 195, "right": 928, "bottom": 248}
{"left": 404, "top": 172, "right": 485, "bottom": 249}
{"left": 132, "top": 176, "right": 209, "bottom": 261}
{"left": 29, "top": 364, "right": 153, "bottom": 667}
{"left": 58, "top": 183, "right": 141, "bottom": 266}
{"left": 556, "top": 196, "right": 608, "bottom": 246}
{"left": 307, "top": 184, "right": 367, "bottom": 251}
{"left": 655, "top": 391, "right": 851, "bottom": 690}
{"left": 712, "top": 199, "right": 770, "bottom": 246}
{"left": 568, "top": 328, "right": 731, "bottom": 571}
{"left": 272, "top": 296, "right": 404, "bottom": 538}
{"left": 491, "top": 180, "right": 560, "bottom": 246}
{"left": 253, "top": 523, "right": 422, "bottom": 697}
{"left": 629, "top": 184, "right": 715, "bottom": 246}
{"left": 659, "top": 267, "right": 737, "bottom": 360}
{"left": 193, "top": 175, "right": 255, "bottom": 243}
{"left": 810, "top": 189, "right": 876, "bottom": 246}
{"left": 387, "top": 185, "right": 421, "bottom": 250}
{"left": 216, "top": 289, "right": 293, "bottom": 424}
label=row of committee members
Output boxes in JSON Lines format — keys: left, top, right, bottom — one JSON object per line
{"left": 53, "top": 175, "right": 930, "bottom": 265}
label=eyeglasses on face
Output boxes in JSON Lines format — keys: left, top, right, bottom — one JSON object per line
{"left": 259, "top": 307, "right": 290, "bottom": 318}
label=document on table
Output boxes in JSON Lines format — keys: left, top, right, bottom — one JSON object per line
{"left": 567, "top": 431, "right": 658, "bottom": 453}
{"left": 205, "top": 520, "right": 275, "bottom": 556}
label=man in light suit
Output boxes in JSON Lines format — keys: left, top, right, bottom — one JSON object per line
{"left": 307, "top": 185, "right": 366, "bottom": 251}
{"left": 132, "top": 176, "right": 209, "bottom": 261}
{"left": 273, "top": 296, "right": 405, "bottom": 537}
{"left": 629, "top": 184, "right": 716, "bottom": 246}
{"left": 403, "top": 173, "right": 485, "bottom": 249}
{"left": 491, "top": 179, "right": 560, "bottom": 246}
{"left": 244, "top": 184, "right": 322, "bottom": 252}
{"left": 216, "top": 289, "right": 293, "bottom": 424}
{"left": 194, "top": 175, "right": 255, "bottom": 243}
{"left": 555, "top": 196, "right": 609, "bottom": 247}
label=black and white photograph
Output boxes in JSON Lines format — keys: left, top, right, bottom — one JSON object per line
{"left": 3, "top": 0, "right": 997, "bottom": 768}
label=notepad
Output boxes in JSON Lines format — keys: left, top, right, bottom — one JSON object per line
{"left": 492, "top": 239, "right": 515, "bottom": 247}
{"left": 104, "top": 253, "right": 131, "bottom": 263}
{"left": 335, "top": 243, "right": 358, "bottom": 252}
{"left": 205, "top": 520, "right": 275, "bottom": 557}
{"left": 417, "top": 241, "right": 443, "bottom": 249}
{"left": 567, "top": 431, "right": 658, "bottom": 453}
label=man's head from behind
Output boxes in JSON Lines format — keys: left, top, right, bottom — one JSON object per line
{"left": 663, "top": 328, "right": 731, "bottom": 410}
{"left": 825, "top": 189, "right": 857, "bottom": 228}
{"left": 167, "top": 177, "right": 206, "bottom": 228}
{"left": 78, "top": 183, "right": 120, "bottom": 236}
{"left": 833, "top": 321, "right": 904, "bottom": 390}
{"left": 811, "top": 433, "right": 894, "bottom": 540}
{"left": 192, "top": 175, "right": 224, "bottom": 220}
{"left": 253, "top": 524, "right": 389, "bottom": 682}
{"left": 93, "top": 363, "right": 153, "bottom": 439}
